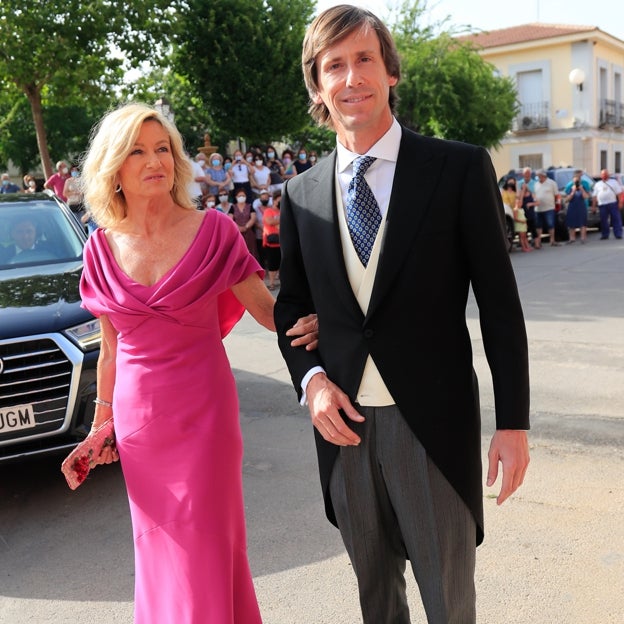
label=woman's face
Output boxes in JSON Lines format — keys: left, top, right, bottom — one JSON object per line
{"left": 118, "top": 120, "right": 175, "bottom": 200}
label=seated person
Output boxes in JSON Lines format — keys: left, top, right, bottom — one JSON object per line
{"left": 2, "top": 216, "right": 55, "bottom": 263}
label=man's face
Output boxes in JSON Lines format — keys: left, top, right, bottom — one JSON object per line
{"left": 523, "top": 170, "right": 532, "bottom": 182}
{"left": 601, "top": 170, "right": 609, "bottom": 181}
{"left": 11, "top": 221, "right": 36, "bottom": 251}
{"left": 312, "top": 26, "right": 398, "bottom": 145}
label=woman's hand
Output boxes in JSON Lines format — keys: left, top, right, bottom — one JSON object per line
{"left": 286, "top": 313, "right": 319, "bottom": 351}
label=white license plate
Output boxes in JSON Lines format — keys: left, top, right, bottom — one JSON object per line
{"left": 0, "top": 404, "right": 36, "bottom": 433}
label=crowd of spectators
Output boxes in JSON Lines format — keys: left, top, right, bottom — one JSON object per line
{"left": 502, "top": 166, "right": 624, "bottom": 248}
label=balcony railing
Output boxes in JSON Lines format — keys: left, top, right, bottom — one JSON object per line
{"left": 512, "top": 102, "right": 550, "bottom": 132}
{"left": 599, "top": 99, "right": 623, "bottom": 128}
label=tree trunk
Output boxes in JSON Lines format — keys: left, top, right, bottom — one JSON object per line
{"left": 24, "top": 84, "right": 53, "bottom": 180}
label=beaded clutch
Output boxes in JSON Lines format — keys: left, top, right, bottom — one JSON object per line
{"left": 61, "top": 418, "right": 119, "bottom": 489}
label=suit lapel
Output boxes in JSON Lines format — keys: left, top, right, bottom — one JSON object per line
{"left": 367, "top": 129, "right": 447, "bottom": 318}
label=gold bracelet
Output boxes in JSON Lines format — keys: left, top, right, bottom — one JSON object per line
{"left": 94, "top": 397, "right": 113, "bottom": 408}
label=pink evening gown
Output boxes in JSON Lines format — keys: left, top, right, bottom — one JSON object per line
{"left": 80, "top": 210, "right": 263, "bottom": 624}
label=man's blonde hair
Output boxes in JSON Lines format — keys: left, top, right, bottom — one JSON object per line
{"left": 81, "top": 103, "right": 194, "bottom": 229}
{"left": 301, "top": 4, "right": 401, "bottom": 129}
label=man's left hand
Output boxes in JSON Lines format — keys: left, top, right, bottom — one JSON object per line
{"left": 486, "top": 429, "right": 529, "bottom": 505}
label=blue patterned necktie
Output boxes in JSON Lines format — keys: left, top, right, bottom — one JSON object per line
{"left": 346, "top": 156, "right": 381, "bottom": 266}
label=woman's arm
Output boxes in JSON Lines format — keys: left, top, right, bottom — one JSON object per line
{"left": 231, "top": 273, "right": 275, "bottom": 331}
{"left": 93, "top": 314, "right": 117, "bottom": 428}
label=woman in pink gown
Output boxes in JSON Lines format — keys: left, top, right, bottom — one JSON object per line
{"left": 76, "top": 103, "right": 309, "bottom": 623}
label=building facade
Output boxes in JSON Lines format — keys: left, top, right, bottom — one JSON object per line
{"left": 462, "top": 24, "right": 624, "bottom": 179}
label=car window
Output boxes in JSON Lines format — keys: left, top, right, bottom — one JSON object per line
{"left": 0, "top": 202, "right": 84, "bottom": 268}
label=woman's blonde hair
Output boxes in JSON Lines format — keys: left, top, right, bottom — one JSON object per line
{"left": 302, "top": 5, "right": 401, "bottom": 129}
{"left": 80, "top": 102, "right": 194, "bottom": 229}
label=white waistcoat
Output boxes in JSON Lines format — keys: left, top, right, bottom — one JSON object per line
{"left": 336, "top": 177, "right": 395, "bottom": 407}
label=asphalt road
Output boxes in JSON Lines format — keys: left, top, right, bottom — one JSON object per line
{"left": 1, "top": 231, "right": 623, "bottom": 623}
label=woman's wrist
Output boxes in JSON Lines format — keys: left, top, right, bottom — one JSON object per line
{"left": 94, "top": 397, "right": 113, "bottom": 407}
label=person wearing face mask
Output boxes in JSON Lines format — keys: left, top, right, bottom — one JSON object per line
{"left": 262, "top": 189, "right": 281, "bottom": 290}
{"left": 216, "top": 189, "right": 232, "bottom": 214}
{"left": 63, "top": 164, "right": 86, "bottom": 217}
{"left": 188, "top": 154, "right": 207, "bottom": 208}
{"left": 44, "top": 160, "right": 71, "bottom": 201}
{"left": 251, "top": 155, "right": 271, "bottom": 199}
{"left": 231, "top": 150, "right": 254, "bottom": 203}
{"left": 281, "top": 149, "right": 297, "bottom": 181}
{"left": 203, "top": 193, "right": 217, "bottom": 210}
{"left": 1, "top": 173, "right": 21, "bottom": 193}
{"left": 23, "top": 174, "right": 38, "bottom": 193}
{"left": 294, "top": 147, "right": 312, "bottom": 174}
{"left": 308, "top": 150, "right": 319, "bottom": 166}
{"left": 266, "top": 145, "right": 284, "bottom": 194}
{"left": 252, "top": 187, "right": 273, "bottom": 270}
{"left": 205, "top": 153, "right": 231, "bottom": 197}
{"left": 228, "top": 188, "right": 259, "bottom": 260}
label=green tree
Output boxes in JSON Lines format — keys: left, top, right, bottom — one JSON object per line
{"left": 391, "top": 2, "right": 518, "bottom": 148}
{"left": 174, "top": 0, "right": 314, "bottom": 144}
{"left": 0, "top": 0, "right": 179, "bottom": 178}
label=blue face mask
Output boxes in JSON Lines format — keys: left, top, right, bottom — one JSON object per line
{"left": 224, "top": 162, "right": 232, "bottom": 171}
{"left": 212, "top": 159, "right": 221, "bottom": 167}
{"left": 1, "top": 179, "right": 8, "bottom": 186}
{"left": 71, "top": 170, "right": 79, "bottom": 177}
{"left": 299, "top": 153, "right": 306, "bottom": 160}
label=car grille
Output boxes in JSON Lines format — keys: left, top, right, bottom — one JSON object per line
{"left": 0, "top": 337, "right": 74, "bottom": 442}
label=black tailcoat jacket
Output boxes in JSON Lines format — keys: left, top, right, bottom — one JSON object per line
{"left": 274, "top": 127, "right": 530, "bottom": 544}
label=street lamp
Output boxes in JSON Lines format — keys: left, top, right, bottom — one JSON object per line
{"left": 569, "top": 68, "right": 585, "bottom": 92}
{"left": 154, "top": 96, "right": 175, "bottom": 122}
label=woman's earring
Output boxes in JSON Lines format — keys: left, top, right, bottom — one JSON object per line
{"left": 115, "top": 184, "right": 122, "bottom": 193}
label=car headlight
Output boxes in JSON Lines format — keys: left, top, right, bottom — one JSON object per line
{"left": 65, "top": 318, "right": 101, "bottom": 351}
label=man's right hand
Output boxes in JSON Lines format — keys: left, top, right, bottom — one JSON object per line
{"left": 306, "top": 373, "right": 365, "bottom": 446}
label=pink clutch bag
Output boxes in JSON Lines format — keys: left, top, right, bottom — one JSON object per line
{"left": 61, "top": 418, "right": 119, "bottom": 489}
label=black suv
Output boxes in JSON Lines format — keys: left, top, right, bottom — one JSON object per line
{"left": 0, "top": 192, "right": 100, "bottom": 462}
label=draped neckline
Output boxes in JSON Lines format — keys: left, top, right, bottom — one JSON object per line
{"left": 97, "top": 212, "right": 208, "bottom": 289}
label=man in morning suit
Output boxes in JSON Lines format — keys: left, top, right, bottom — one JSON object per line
{"left": 274, "top": 5, "right": 530, "bottom": 623}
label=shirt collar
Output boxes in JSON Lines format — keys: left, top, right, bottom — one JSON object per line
{"left": 336, "top": 118, "right": 402, "bottom": 174}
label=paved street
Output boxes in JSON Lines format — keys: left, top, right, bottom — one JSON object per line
{"left": 1, "top": 231, "right": 623, "bottom": 623}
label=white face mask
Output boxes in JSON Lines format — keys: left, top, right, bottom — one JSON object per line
{"left": 236, "top": 195, "right": 246, "bottom": 203}
{"left": 255, "top": 160, "right": 263, "bottom": 166}
{"left": 246, "top": 156, "right": 253, "bottom": 163}
{"left": 219, "top": 194, "right": 229, "bottom": 203}
{"left": 206, "top": 201, "right": 215, "bottom": 208}
{"left": 61, "top": 167, "right": 69, "bottom": 175}
{"left": 267, "top": 152, "right": 275, "bottom": 159}
{"left": 28, "top": 181, "right": 36, "bottom": 188}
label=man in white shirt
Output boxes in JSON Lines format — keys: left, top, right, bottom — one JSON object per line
{"left": 592, "top": 169, "right": 623, "bottom": 239}
{"left": 274, "top": 6, "right": 530, "bottom": 623}
{"left": 187, "top": 155, "right": 206, "bottom": 208}
{"left": 533, "top": 169, "right": 560, "bottom": 247}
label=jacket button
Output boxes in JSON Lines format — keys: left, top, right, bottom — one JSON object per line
{"left": 363, "top": 329, "right": 374, "bottom": 339}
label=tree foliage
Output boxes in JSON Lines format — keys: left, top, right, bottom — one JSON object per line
{"left": 390, "top": 2, "right": 518, "bottom": 148}
{"left": 0, "top": 0, "right": 179, "bottom": 177}
{"left": 173, "top": 0, "right": 314, "bottom": 144}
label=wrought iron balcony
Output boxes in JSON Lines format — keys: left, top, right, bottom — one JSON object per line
{"left": 512, "top": 102, "right": 550, "bottom": 132}
{"left": 599, "top": 99, "right": 623, "bottom": 128}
